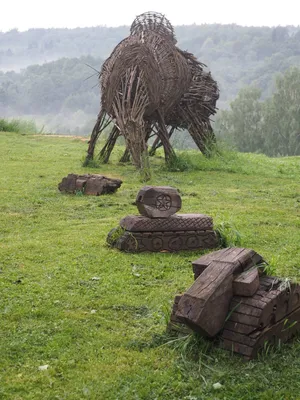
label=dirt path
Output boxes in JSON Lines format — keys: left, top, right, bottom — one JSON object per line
{"left": 33, "top": 134, "right": 89, "bottom": 142}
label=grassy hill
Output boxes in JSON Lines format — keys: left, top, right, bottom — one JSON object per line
{"left": 0, "top": 131, "right": 300, "bottom": 399}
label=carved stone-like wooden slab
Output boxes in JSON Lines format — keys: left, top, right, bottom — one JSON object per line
{"left": 120, "top": 214, "right": 213, "bottom": 232}
{"left": 136, "top": 186, "right": 181, "bottom": 218}
{"left": 107, "top": 229, "right": 218, "bottom": 252}
{"left": 58, "top": 174, "right": 122, "bottom": 195}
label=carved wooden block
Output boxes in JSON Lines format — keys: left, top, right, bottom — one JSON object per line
{"left": 136, "top": 186, "right": 181, "bottom": 218}
{"left": 167, "top": 294, "right": 193, "bottom": 334}
{"left": 176, "top": 260, "right": 239, "bottom": 337}
{"left": 233, "top": 268, "right": 259, "bottom": 296}
{"left": 58, "top": 174, "right": 122, "bottom": 195}
{"left": 107, "top": 229, "right": 218, "bottom": 252}
{"left": 58, "top": 173, "right": 77, "bottom": 193}
{"left": 120, "top": 214, "right": 213, "bottom": 232}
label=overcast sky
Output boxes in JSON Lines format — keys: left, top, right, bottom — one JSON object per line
{"left": 2, "top": 0, "right": 300, "bottom": 32}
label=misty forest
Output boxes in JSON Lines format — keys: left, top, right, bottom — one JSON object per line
{"left": 1, "top": 23, "right": 300, "bottom": 156}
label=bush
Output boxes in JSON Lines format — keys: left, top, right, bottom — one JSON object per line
{"left": 0, "top": 118, "right": 38, "bottom": 134}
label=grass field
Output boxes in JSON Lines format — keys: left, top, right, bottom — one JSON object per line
{"left": 0, "top": 131, "right": 300, "bottom": 400}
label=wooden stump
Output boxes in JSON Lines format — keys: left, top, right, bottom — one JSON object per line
{"left": 58, "top": 174, "right": 122, "bottom": 195}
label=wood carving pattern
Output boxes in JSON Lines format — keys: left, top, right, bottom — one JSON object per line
{"left": 107, "top": 185, "right": 218, "bottom": 253}
{"left": 136, "top": 186, "right": 181, "bottom": 218}
{"left": 156, "top": 194, "right": 172, "bottom": 211}
{"left": 120, "top": 214, "right": 213, "bottom": 232}
{"left": 107, "top": 230, "right": 218, "bottom": 253}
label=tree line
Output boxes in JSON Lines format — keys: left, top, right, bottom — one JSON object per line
{"left": 1, "top": 24, "right": 300, "bottom": 107}
{"left": 1, "top": 24, "right": 300, "bottom": 152}
{"left": 215, "top": 67, "right": 300, "bottom": 156}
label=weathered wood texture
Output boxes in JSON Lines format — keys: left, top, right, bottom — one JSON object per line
{"left": 107, "top": 229, "right": 218, "bottom": 252}
{"left": 233, "top": 268, "right": 259, "bottom": 297}
{"left": 167, "top": 294, "right": 193, "bottom": 334}
{"left": 120, "top": 214, "right": 213, "bottom": 232}
{"left": 176, "top": 250, "right": 255, "bottom": 336}
{"left": 220, "top": 280, "right": 300, "bottom": 359}
{"left": 58, "top": 174, "right": 122, "bottom": 195}
{"left": 136, "top": 186, "right": 181, "bottom": 218}
{"left": 192, "top": 247, "right": 264, "bottom": 280}
{"left": 107, "top": 185, "right": 218, "bottom": 252}
{"left": 169, "top": 247, "right": 300, "bottom": 359}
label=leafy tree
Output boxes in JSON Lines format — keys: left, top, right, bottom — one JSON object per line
{"left": 216, "top": 87, "right": 264, "bottom": 153}
{"left": 263, "top": 67, "right": 300, "bottom": 156}
{"left": 216, "top": 67, "right": 300, "bottom": 156}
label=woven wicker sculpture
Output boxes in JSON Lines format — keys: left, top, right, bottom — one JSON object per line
{"left": 84, "top": 12, "right": 219, "bottom": 178}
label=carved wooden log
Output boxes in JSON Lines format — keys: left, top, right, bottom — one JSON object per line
{"left": 58, "top": 174, "right": 122, "bottom": 195}
{"left": 176, "top": 260, "right": 241, "bottom": 337}
{"left": 120, "top": 214, "right": 213, "bottom": 232}
{"left": 107, "top": 229, "right": 218, "bottom": 252}
{"left": 176, "top": 248, "right": 263, "bottom": 336}
{"left": 136, "top": 186, "right": 181, "bottom": 218}
{"left": 192, "top": 247, "right": 264, "bottom": 280}
{"left": 58, "top": 173, "right": 78, "bottom": 193}
{"left": 167, "top": 294, "right": 193, "bottom": 334}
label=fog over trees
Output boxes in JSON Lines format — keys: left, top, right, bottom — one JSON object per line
{"left": 1, "top": 24, "right": 300, "bottom": 154}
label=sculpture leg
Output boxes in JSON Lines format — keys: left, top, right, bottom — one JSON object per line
{"left": 119, "top": 148, "right": 131, "bottom": 163}
{"left": 98, "top": 126, "right": 120, "bottom": 163}
{"left": 83, "top": 110, "right": 107, "bottom": 166}
{"left": 119, "top": 123, "right": 152, "bottom": 163}
{"left": 149, "top": 126, "right": 175, "bottom": 156}
{"left": 189, "top": 121, "right": 216, "bottom": 157}
{"left": 179, "top": 106, "right": 217, "bottom": 157}
{"left": 149, "top": 136, "right": 161, "bottom": 156}
{"left": 156, "top": 112, "right": 176, "bottom": 162}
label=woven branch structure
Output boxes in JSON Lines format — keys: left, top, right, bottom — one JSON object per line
{"left": 84, "top": 12, "right": 219, "bottom": 176}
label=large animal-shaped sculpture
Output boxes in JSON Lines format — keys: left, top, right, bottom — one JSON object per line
{"left": 84, "top": 12, "right": 219, "bottom": 178}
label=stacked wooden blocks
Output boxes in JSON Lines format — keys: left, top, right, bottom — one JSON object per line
{"left": 107, "top": 186, "right": 219, "bottom": 252}
{"left": 169, "top": 248, "right": 300, "bottom": 359}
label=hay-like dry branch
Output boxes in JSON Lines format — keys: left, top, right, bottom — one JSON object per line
{"left": 84, "top": 11, "right": 219, "bottom": 174}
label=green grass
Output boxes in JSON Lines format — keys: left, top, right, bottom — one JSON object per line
{"left": 0, "top": 131, "right": 300, "bottom": 399}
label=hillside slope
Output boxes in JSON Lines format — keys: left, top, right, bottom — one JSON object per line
{"left": 0, "top": 131, "right": 300, "bottom": 399}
